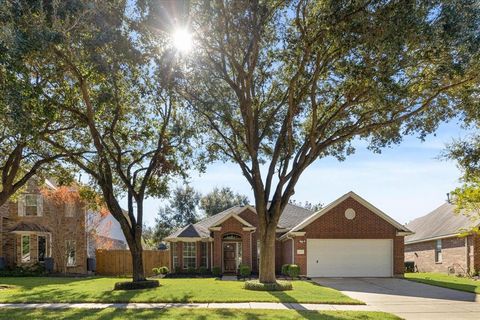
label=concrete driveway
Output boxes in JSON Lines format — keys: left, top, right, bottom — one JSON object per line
{"left": 313, "top": 277, "right": 480, "bottom": 320}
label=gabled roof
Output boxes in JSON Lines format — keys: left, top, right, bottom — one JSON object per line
{"left": 165, "top": 223, "right": 210, "bottom": 240}
{"left": 288, "top": 191, "right": 411, "bottom": 234}
{"left": 405, "top": 202, "right": 480, "bottom": 244}
{"left": 165, "top": 203, "right": 315, "bottom": 240}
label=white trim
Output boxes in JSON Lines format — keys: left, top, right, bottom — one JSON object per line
{"left": 243, "top": 227, "right": 256, "bottom": 231}
{"left": 279, "top": 231, "right": 305, "bottom": 241}
{"left": 209, "top": 227, "right": 221, "bottom": 231}
{"left": 397, "top": 231, "right": 414, "bottom": 236}
{"left": 405, "top": 233, "right": 461, "bottom": 244}
{"left": 11, "top": 231, "right": 51, "bottom": 235}
{"left": 290, "top": 191, "right": 411, "bottom": 233}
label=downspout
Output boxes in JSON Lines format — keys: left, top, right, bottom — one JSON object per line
{"left": 465, "top": 237, "right": 469, "bottom": 274}
{"left": 292, "top": 237, "right": 295, "bottom": 264}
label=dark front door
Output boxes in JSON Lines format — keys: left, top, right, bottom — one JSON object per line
{"left": 223, "top": 243, "right": 237, "bottom": 273}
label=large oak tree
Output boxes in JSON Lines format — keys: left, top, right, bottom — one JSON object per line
{"left": 2, "top": 0, "right": 193, "bottom": 282}
{"left": 183, "top": 0, "right": 479, "bottom": 283}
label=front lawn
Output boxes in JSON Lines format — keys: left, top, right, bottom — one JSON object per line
{"left": 0, "top": 277, "right": 361, "bottom": 304}
{"left": 405, "top": 272, "right": 480, "bottom": 294}
{"left": 0, "top": 309, "right": 400, "bottom": 320}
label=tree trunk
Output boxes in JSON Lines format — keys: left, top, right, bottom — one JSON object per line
{"left": 258, "top": 222, "right": 277, "bottom": 283}
{"left": 130, "top": 239, "right": 146, "bottom": 282}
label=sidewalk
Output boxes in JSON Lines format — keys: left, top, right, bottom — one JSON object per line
{"left": 0, "top": 302, "right": 379, "bottom": 311}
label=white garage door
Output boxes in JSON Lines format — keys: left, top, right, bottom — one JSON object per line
{"left": 306, "top": 239, "right": 393, "bottom": 277}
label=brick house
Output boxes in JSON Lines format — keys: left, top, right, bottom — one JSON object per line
{"left": 405, "top": 202, "right": 480, "bottom": 275}
{"left": 165, "top": 191, "right": 411, "bottom": 277}
{"left": 0, "top": 178, "right": 88, "bottom": 274}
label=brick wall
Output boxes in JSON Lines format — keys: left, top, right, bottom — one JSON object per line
{"left": 405, "top": 236, "right": 471, "bottom": 274}
{"left": 295, "top": 196, "right": 405, "bottom": 276}
{"left": 212, "top": 216, "right": 253, "bottom": 272}
{"left": 281, "top": 238, "right": 293, "bottom": 266}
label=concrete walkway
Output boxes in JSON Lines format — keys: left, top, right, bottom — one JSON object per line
{"left": 0, "top": 302, "right": 377, "bottom": 311}
{"left": 314, "top": 277, "right": 480, "bottom": 320}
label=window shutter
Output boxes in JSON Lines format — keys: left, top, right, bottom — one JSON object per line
{"left": 18, "top": 195, "right": 25, "bottom": 216}
{"left": 37, "top": 195, "right": 44, "bottom": 216}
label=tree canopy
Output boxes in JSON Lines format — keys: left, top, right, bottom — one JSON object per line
{"left": 183, "top": 0, "right": 480, "bottom": 282}
{"left": 200, "top": 186, "right": 249, "bottom": 216}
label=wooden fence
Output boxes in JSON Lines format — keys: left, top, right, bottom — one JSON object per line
{"left": 96, "top": 249, "right": 170, "bottom": 277}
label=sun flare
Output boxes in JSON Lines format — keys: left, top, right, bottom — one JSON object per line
{"left": 172, "top": 28, "right": 193, "bottom": 53}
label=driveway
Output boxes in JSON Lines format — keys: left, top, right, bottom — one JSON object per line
{"left": 313, "top": 277, "right": 480, "bottom": 320}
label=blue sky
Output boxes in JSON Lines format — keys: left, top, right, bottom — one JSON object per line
{"left": 137, "top": 120, "right": 470, "bottom": 227}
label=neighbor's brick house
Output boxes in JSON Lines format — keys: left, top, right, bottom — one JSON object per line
{"left": 0, "top": 178, "right": 88, "bottom": 274}
{"left": 405, "top": 202, "right": 480, "bottom": 275}
{"left": 166, "top": 192, "right": 411, "bottom": 277}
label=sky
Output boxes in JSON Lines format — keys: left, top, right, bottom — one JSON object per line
{"left": 136, "top": 119, "right": 471, "bottom": 227}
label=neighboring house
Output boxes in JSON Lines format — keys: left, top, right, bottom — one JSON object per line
{"left": 405, "top": 202, "right": 480, "bottom": 275}
{"left": 0, "top": 178, "right": 87, "bottom": 274}
{"left": 86, "top": 212, "right": 127, "bottom": 258}
{"left": 165, "top": 191, "right": 411, "bottom": 277}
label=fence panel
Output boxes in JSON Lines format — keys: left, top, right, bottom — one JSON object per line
{"left": 96, "top": 249, "right": 170, "bottom": 276}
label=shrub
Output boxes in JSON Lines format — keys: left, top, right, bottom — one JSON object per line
{"left": 239, "top": 264, "right": 251, "bottom": 278}
{"left": 212, "top": 266, "right": 222, "bottom": 277}
{"left": 244, "top": 280, "right": 292, "bottom": 291}
{"left": 287, "top": 264, "right": 300, "bottom": 278}
{"left": 198, "top": 266, "right": 209, "bottom": 275}
{"left": 281, "top": 264, "right": 290, "bottom": 276}
{"left": 0, "top": 263, "right": 46, "bottom": 277}
{"left": 404, "top": 261, "right": 415, "bottom": 273}
{"left": 174, "top": 266, "right": 182, "bottom": 274}
{"left": 186, "top": 266, "right": 196, "bottom": 274}
{"left": 152, "top": 267, "right": 160, "bottom": 275}
{"left": 159, "top": 266, "right": 169, "bottom": 274}
{"left": 113, "top": 280, "right": 159, "bottom": 290}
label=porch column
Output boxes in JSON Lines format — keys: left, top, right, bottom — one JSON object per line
{"left": 213, "top": 231, "right": 222, "bottom": 269}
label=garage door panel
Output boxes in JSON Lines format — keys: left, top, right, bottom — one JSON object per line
{"left": 307, "top": 239, "right": 392, "bottom": 277}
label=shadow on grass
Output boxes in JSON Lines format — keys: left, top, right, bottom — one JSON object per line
{"left": 0, "top": 308, "right": 393, "bottom": 320}
{"left": 407, "top": 278, "right": 479, "bottom": 294}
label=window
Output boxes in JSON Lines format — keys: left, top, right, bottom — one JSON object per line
{"left": 21, "top": 235, "right": 30, "bottom": 263}
{"left": 172, "top": 243, "right": 178, "bottom": 269}
{"left": 25, "top": 194, "right": 39, "bottom": 216}
{"left": 65, "top": 202, "right": 75, "bottom": 217}
{"left": 66, "top": 240, "right": 76, "bottom": 267}
{"left": 183, "top": 242, "right": 196, "bottom": 269}
{"left": 38, "top": 236, "right": 47, "bottom": 262}
{"left": 201, "top": 242, "right": 207, "bottom": 267}
{"left": 223, "top": 233, "right": 241, "bottom": 240}
{"left": 435, "top": 239, "right": 442, "bottom": 263}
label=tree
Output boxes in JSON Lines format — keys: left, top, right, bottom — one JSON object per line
{"left": 200, "top": 187, "right": 249, "bottom": 216}
{"left": 152, "top": 185, "right": 201, "bottom": 243}
{"left": 183, "top": 0, "right": 480, "bottom": 283}
{"left": 289, "top": 200, "right": 323, "bottom": 212}
{"left": 0, "top": 3, "right": 76, "bottom": 206}
{"left": 3, "top": 1, "right": 193, "bottom": 283}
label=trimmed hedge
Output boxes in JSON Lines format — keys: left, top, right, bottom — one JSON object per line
{"left": 239, "top": 264, "right": 251, "bottom": 278}
{"left": 287, "top": 264, "right": 300, "bottom": 278}
{"left": 281, "top": 264, "right": 290, "bottom": 276}
{"left": 244, "top": 280, "right": 293, "bottom": 291}
{"left": 113, "top": 280, "right": 159, "bottom": 290}
{"left": 212, "top": 266, "right": 222, "bottom": 277}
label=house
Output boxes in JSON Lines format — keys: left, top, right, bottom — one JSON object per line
{"left": 0, "top": 178, "right": 88, "bottom": 274}
{"left": 405, "top": 202, "right": 480, "bottom": 275}
{"left": 86, "top": 211, "right": 127, "bottom": 258}
{"left": 165, "top": 191, "right": 411, "bottom": 277}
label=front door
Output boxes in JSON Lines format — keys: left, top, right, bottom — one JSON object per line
{"left": 223, "top": 243, "right": 237, "bottom": 273}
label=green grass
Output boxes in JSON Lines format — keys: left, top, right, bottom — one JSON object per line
{"left": 0, "top": 277, "right": 361, "bottom": 304}
{"left": 0, "top": 308, "right": 400, "bottom": 320}
{"left": 405, "top": 272, "right": 480, "bottom": 294}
